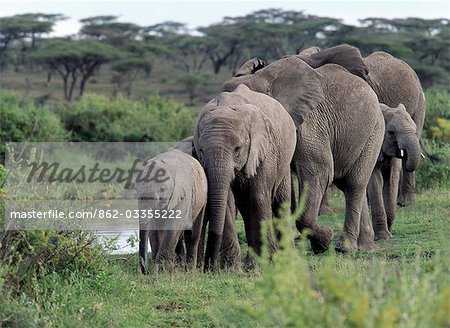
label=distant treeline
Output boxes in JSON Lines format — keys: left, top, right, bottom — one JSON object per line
{"left": 0, "top": 9, "right": 449, "bottom": 101}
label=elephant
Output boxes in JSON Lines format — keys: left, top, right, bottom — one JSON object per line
{"left": 364, "top": 51, "right": 426, "bottom": 207}
{"left": 173, "top": 137, "right": 242, "bottom": 271}
{"left": 368, "top": 103, "right": 421, "bottom": 240}
{"left": 194, "top": 84, "right": 297, "bottom": 271}
{"left": 223, "top": 44, "right": 384, "bottom": 253}
{"left": 136, "top": 148, "right": 207, "bottom": 273}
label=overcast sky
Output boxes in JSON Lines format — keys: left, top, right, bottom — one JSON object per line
{"left": 1, "top": 1, "right": 449, "bottom": 36}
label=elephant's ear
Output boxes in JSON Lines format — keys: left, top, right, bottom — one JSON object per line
{"left": 239, "top": 104, "right": 273, "bottom": 178}
{"left": 166, "top": 153, "right": 189, "bottom": 211}
{"left": 234, "top": 57, "right": 266, "bottom": 77}
{"left": 298, "top": 44, "right": 370, "bottom": 82}
{"left": 270, "top": 57, "right": 325, "bottom": 124}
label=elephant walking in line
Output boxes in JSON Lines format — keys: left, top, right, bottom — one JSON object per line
{"left": 173, "top": 137, "right": 242, "bottom": 271}
{"left": 364, "top": 51, "right": 426, "bottom": 207}
{"left": 194, "top": 84, "right": 297, "bottom": 271}
{"left": 368, "top": 104, "right": 421, "bottom": 240}
{"left": 136, "top": 148, "right": 207, "bottom": 273}
{"left": 224, "top": 45, "right": 385, "bottom": 253}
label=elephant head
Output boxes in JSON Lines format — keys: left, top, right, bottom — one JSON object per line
{"left": 193, "top": 85, "right": 275, "bottom": 267}
{"left": 379, "top": 103, "right": 421, "bottom": 172}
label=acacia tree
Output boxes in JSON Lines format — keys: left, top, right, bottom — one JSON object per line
{"left": 0, "top": 13, "right": 64, "bottom": 53}
{"left": 111, "top": 57, "right": 152, "bottom": 97}
{"left": 79, "top": 15, "right": 141, "bottom": 47}
{"left": 31, "top": 40, "right": 120, "bottom": 101}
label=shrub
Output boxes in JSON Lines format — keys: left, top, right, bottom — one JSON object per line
{"left": 423, "top": 88, "right": 450, "bottom": 143}
{"left": 0, "top": 91, "right": 68, "bottom": 158}
{"left": 416, "top": 139, "right": 450, "bottom": 191}
{"left": 216, "top": 204, "right": 450, "bottom": 327}
{"left": 58, "top": 94, "right": 195, "bottom": 142}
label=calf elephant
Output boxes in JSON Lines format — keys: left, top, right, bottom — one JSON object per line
{"left": 194, "top": 84, "right": 297, "bottom": 271}
{"left": 368, "top": 103, "right": 421, "bottom": 240}
{"left": 364, "top": 51, "right": 426, "bottom": 206}
{"left": 223, "top": 44, "right": 384, "bottom": 253}
{"left": 136, "top": 149, "right": 207, "bottom": 273}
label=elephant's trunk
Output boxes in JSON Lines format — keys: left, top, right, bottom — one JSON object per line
{"left": 399, "top": 134, "right": 421, "bottom": 172}
{"left": 203, "top": 164, "right": 234, "bottom": 271}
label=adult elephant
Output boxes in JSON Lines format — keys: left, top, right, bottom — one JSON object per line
{"left": 223, "top": 45, "right": 384, "bottom": 253}
{"left": 194, "top": 84, "right": 297, "bottom": 271}
{"left": 368, "top": 103, "right": 421, "bottom": 240}
{"left": 174, "top": 137, "right": 242, "bottom": 270}
{"left": 364, "top": 51, "right": 426, "bottom": 206}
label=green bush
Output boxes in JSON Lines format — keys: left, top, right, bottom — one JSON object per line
{"left": 424, "top": 88, "right": 450, "bottom": 143}
{"left": 217, "top": 206, "right": 450, "bottom": 328}
{"left": 416, "top": 139, "right": 450, "bottom": 191}
{"left": 0, "top": 91, "right": 68, "bottom": 157}
{"left": 58, "top": 94, "right": 195, "bottom": 142}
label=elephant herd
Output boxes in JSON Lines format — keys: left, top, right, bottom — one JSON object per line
{"left": 136, "top": 44, "right": 426, "bottom": 273}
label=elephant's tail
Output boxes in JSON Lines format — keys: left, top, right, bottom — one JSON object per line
{"left": 420, "top": 139, "right": 441, "bottom": 163}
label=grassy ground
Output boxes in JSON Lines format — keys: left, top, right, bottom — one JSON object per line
{"left": 7, "top": 187, "right": 448, "bottom": 327}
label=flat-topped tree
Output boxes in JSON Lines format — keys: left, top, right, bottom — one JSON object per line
{"left": 31, "top": 39, "right": 121, "bottom": 101}
{"left": 0, "top": 13, "right": 64, "bottom": 54}
{"left": 79, "top": 15, "right": 141, "bottom": 47}
{"left": 111, "top": 57, "right": 152, "bottom": 97}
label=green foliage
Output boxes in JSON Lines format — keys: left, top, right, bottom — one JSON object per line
{"left": 111, "top": 57, "right": 153, "bottom": 97}
{"left": 0, "top": 91, "right": 68, "bottom": 157}
{"left": 58, "top": 93, "right": 195, "bottom": 142}
{"left": 416, "top": 140, "right": 450, "bottom": 191}
{"left": 178, "top": 73, "right": 211, "bottom": 102}
{"left": 424, "top": 88, "right": 450, "bottom": 142}
{"left": 0, "top": 189, "right": 448, "bottom": 326}
{"left": 217, "top": 198, "right": 450, "bottom": 327}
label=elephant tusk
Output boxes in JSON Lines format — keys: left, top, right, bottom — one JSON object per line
{"left": 399, "top": 149, "right": 405, "bottom": 158}
{"left": 421, "top": 152, "right": 426, "bottom": 159}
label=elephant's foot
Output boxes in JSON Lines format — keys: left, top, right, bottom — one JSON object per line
{"left": 397, "top": 193, "right": 415, "bottom": 207}
{"left": 357, "top": 238, "right": 377, "bottom": 251}
{"left": 319, "top": 204, "right": 333, "bottom": 215}
{"left": 310, "top": 226, "right": 334, "bottom": 254}
{"left": 220, "top": 254, "right": 242, "bottom": 272}
{"left": 374, "top": 229, "right": 393, "bottom": 241}
{"left": 335, "top": 234, "right": 358, "bottom": 253}
{"left": 243, "top": 253, "right": 258, "bottom": 272}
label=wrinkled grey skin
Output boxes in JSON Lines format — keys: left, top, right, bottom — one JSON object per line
{"left": 224, "top": 45, "right": 384, "bottom": 253}
{"left": 194, "top": 84, "right": 296, "bottom": 270}
{"left": 136, "top": 149, "right": 207, "bottom": 273}
{"left": 174, "top": 137, "right": 242, "bottom": 271}
{"left": 368, "top": 104, "right": 420, "bottom": 240}
{"left": 364, "top": 51, "right": 426, "bottom": 207}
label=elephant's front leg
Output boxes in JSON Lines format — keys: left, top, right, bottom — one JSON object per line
{"left": 184, "top": 207, "right": 205, "bottom": 269}
{"left": 220, "top": 190, "right": 242, "bottom": 271}
{"left": 368, "top": 168, "right": 392, "bottom": 240}
{"left": 238, "top": 188, "right": 276, "bottom": 258}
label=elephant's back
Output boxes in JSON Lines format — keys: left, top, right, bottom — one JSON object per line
{"left": 364, "top": 51, "right": 422, "bottom": 116}
{"left": 312, "top": 64, "right": 383, "bottom": 174}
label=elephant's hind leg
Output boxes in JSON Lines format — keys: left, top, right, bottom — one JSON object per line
{"left": 295, "top": 173, "right": 333, "bottom": 254}
{"left": 335, "top": 181, "right": 365, "bottom": 253}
